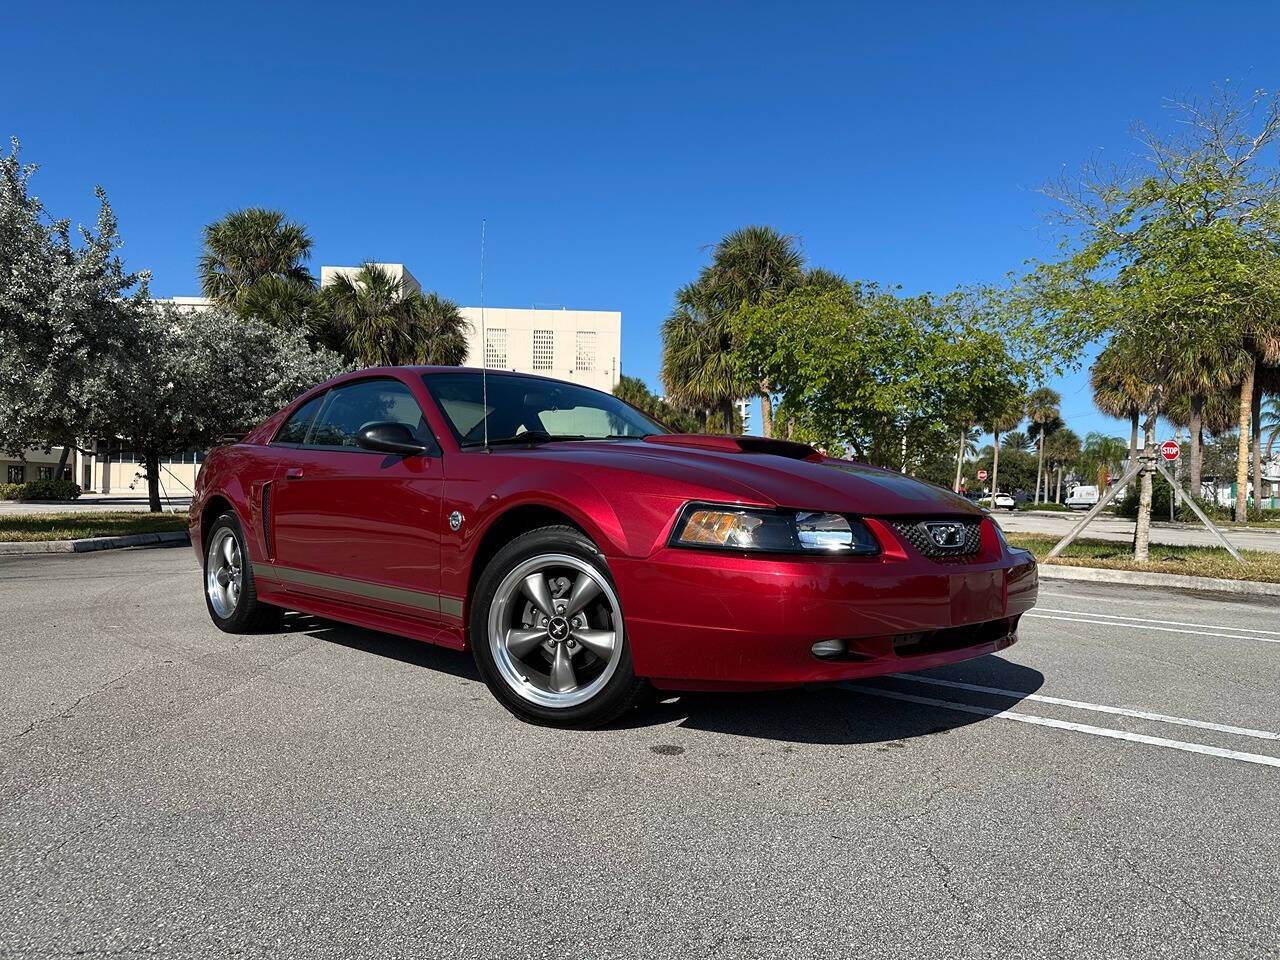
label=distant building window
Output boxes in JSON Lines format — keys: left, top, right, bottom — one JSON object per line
{"left": 7, "top": 465, "right": 24, "bottom": 484}
{"left": 575, "top": 331, "right": 596, "bottom": 371}
{"left": 532, "top": 329, "right": 554, "bottom": 371}
{"left": 485, "top": 328, "right": 508, "bottom": 369}
{"left": 37, "top": 466, "right": 53, "bottom": 481}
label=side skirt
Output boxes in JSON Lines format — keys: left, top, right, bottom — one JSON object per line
{"left": 255, "top": 580, "right": 467, "bottom": 651}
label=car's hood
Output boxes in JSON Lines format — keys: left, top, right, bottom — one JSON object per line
{"left": 507, "top": 434, "right": 982, "bottom": 517}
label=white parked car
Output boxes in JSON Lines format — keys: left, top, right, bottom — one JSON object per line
{"left": 979, "top": 493, "right": 1016, "bottom": 511}
{"left": 1065, "top": 485, "right": 1099, "bottom": 510}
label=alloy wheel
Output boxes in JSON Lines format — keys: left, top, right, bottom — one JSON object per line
{"left": 206, "top": 527, "right": 243, "bottom": 619}
{"left": 487, "top": 552, "right": 624, "bottom": 708}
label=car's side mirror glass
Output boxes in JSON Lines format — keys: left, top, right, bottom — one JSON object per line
{"left": 356, "top": 421, "right": 431, "bottom": 456}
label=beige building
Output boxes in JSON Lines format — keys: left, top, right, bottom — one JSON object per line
{"left": 459, "top": 306, "right": 621, "bottom": 394}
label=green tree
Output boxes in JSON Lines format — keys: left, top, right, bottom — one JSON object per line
{"left": 318, "top": 263, "right": 469, "bottom": 367}
{"left": 199, "top": 207, "right": 317, "bottom": 326}
{"left": 1001, "top": 431, "right": 1032, "bottom": 452}
{"left": 0, "top": 138, "right": 144, "bottom": 476}
{"left": 1035, "top": 86, "right": 1280, "bottom": 544}
{"left": 612, "top": 374, "right": 701, "bottom": 433}
{"left": 102, "top": 304, "right": 346, "bottom": 511}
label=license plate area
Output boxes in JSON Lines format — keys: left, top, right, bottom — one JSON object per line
{"left": 949, "top": 569, "right": 1005, "bottom": 625}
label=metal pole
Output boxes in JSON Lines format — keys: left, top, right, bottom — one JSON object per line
{"left": 1045, "top": 459, "right": 1145, "bottom": 559}
{"left": 1153, "top": 460, "right": 1243, "bottom": 563}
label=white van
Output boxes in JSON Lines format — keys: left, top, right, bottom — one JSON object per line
{"left": 1065, "top": 485, "right": 1099, "bottom": 510}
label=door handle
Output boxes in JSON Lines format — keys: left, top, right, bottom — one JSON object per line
{"left": 285, "top": 467, "right": 304, "bottom": 480}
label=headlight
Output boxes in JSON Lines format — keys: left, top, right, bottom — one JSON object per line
{"left": 670, "top": 503, "right": 879, "bottom": 555}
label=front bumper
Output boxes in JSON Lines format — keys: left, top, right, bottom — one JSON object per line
{"left": 609, "top": 519, "right": 1037, "bottom": 691}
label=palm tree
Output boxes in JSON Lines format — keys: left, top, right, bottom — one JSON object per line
{"left": 1079, "top": 433, "right": 1128, "bottom": 490}
{"left": 1025, "top": 387, "right": 1061, "bottom": 505}
{"left": 1090, "top": 344, "right": 1153, "bottom": 469}
{"left": 1002, "top": 431, "right": 1032, "bottom": 452}
{"left": 700, "top": 226, "right": 806, "bottom": 436}
{"left": 199, "top": 208, "right": 315, "bottom": 319}
{"left": 318, "top": 263, "right": 469, "bottom": 367}
{"left": 983, "top": 405, "right": 1023, "bottom": 498}
{"left": 1164, "top": 336, "right": 1250, "bottom": 503}
{"left": 1233, "top": 328, "right": 1280, "bottom": 521}
{"left": 1044, "top": 428, "right": 1081, "bottom": 502}
{"left": 1263, "top": 394, "right": 1280, "bottom": 460}
{"left": 659, "top": 280, "right": 742, "bottom": 432}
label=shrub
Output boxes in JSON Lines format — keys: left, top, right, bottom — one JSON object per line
{"left": 1021, "top": 502, "right": 1071, "bottom": 512}
{"left": 0, "top": 478, "right": 82, "bottom": 501}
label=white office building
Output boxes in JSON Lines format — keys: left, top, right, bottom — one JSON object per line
{"left": 459, "top": 307, "right": 621, "bottom": 394}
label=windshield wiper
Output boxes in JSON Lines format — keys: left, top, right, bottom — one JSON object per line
{"left": 460, "top": 433, "right": 587, "bottom": 449}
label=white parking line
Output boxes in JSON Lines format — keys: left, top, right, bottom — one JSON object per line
{"left": 1034, "top": 607, "right": 1280, "bottom": 638}
{"left": 844, "top": 684, "right": 1280, "bottom": 769}
{"left": 1024, "top": 612, "right": 1280, "bottom": 644}
{"left": 889, "top": 673, "right": 1280, "bottom": 741}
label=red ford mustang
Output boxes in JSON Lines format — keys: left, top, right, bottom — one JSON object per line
{"left": 191, "top": 367, "right": 1037, "bottom": 726}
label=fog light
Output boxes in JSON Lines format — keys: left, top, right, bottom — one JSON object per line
{"left": 811, "top": 639, "right": 847, "bottom": 658}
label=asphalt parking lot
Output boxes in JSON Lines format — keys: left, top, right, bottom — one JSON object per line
{"left": 2, "top": 548, "right": 1278, "bottom": 959}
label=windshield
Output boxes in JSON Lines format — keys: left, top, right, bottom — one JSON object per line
{"left": 423, "top": 372, "right": 666, "bottom": 447}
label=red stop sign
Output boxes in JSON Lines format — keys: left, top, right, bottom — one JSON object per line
{"left": 1105, "top": 472, "right": 1113, "bottom": 484}
{"left": 977, "top": 469, "right": 988, "bottom": 481}
{"left": 1161, "top": 440, "right": 1180, "bottom": 462}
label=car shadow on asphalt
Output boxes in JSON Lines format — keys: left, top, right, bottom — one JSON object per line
{"left": 625, "top": 656, "right": 1046, "bottom": 745}
{"left": 278, "top": 613, "right": 483, "bottom": 683}
{"left": 279, "top": 612, "right": 1045, "bottom": 746}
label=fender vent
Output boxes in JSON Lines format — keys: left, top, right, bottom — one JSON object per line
{"left": 261, "top": 482, "right": 273, "bottom": 558}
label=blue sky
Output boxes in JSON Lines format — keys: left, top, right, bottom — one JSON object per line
{"left": 9, "top": 1, "right": 1278, "bottom": 440}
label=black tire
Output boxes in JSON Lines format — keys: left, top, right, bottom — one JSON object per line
{"left": 470, "top": 525, "right": 649, "bottom": 728}
{"left": 202, "top": 511, "right": 283, "bottom": 633}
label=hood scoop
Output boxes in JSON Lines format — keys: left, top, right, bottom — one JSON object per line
{"left": 643, "top": 434, "right": 822, "bottom": 461}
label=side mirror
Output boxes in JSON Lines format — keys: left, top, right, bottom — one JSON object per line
{"left": 356, "top": 421, "right": 431, "bottom": 456}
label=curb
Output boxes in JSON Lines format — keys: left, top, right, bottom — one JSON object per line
{"left": 1038, "top": 563, "right": 1280, "bottom": 599}
{"left": 0, "top": 531, "right": 190, "bottom": 556}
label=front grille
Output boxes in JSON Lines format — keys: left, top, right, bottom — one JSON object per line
{"left": 888, "top": 517, "right": 982, "bottom": 558}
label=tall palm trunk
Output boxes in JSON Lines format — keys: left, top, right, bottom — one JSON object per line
{"left": 1128, "top": 410, "right": 1139, "bottom": 466}
{"left": 1133, "top": 414, "right": 1156, "bottom": 562}
{"left": 1055, "top": 464, "right": 1063, "bottom": 503}
{"left": 1236, "top": 363, "right": 1255, "bottom": 523}
{"left": 758, "top": 382, "right": 773, "bottom": 438}
{"left": 953, "top": 427, "right": 967, "bottom": 492}
{"left": 1035, "top": 425, "right": 1046, "bottom": 504}
{"left": 721, "top": 397, "right": 735, "bottom": 435}
{"left": 1251, "top": 368, "right": 1263, "bottom": 516}
{"left": 1188, "top": 394, "right": 1203, "bottom": 502}
{"left": 991, "top": 431, "right": 1002, "bottom": 497}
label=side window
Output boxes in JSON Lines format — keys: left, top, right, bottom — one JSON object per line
{"left": 309, "top": 379, "right": 434, "bottom": 449}
{"left": 273, "top": 393, "right": 326, "bottom": 445}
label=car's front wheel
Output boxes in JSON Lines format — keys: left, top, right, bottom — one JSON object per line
{"left": 470, "top": 525, "right": 648, "bottom": 727}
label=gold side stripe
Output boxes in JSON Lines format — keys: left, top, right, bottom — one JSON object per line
{"left": 253, "top": 563, "right": 463, "bottom": 619}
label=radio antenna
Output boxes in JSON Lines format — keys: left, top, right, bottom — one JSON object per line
{"left": 480, "top": 218, "right": 489, "bottom": 451}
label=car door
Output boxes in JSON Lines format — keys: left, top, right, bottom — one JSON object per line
{"left": 269, "top": 376, "right": 447, "bottom": 621}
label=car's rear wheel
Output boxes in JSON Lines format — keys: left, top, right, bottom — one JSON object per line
{"left": 203, "top": 512, "right": 282, "bottom": 633}
{"left": 470, "top": 525, "right": 648, "bottom": 727}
